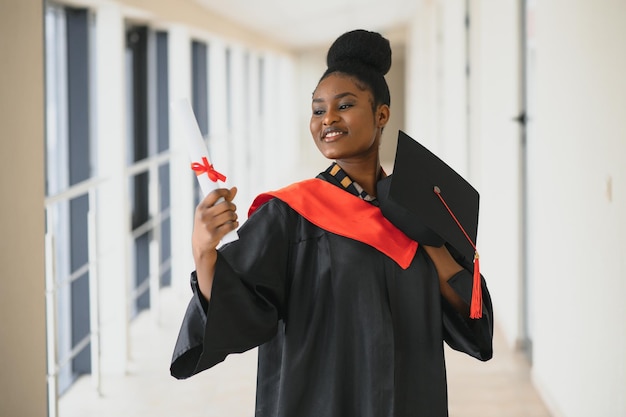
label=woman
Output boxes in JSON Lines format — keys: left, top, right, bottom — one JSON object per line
{"left": 171, "top": 29, "right": 493, "bottom": 417}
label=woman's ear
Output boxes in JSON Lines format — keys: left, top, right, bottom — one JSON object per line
{"left": 377, "top": 104, "right": 390, "bottom": 129}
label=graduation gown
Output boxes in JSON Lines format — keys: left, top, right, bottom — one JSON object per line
{"left": 170, "top": 175, "right": 494, "bottom": 417}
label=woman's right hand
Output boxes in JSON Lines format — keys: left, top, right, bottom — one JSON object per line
{"left": 192, "top": 187, "right": 239, "bottom": 299}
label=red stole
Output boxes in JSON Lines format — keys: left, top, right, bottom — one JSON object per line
{"left": 248, "top": 179, "right": 418, "bottom": 269}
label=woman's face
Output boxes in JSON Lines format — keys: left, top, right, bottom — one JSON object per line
{"left": 310, "top": 73, "right": 389, "bottom": 162}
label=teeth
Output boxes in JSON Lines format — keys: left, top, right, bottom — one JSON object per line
{"left": 325, "top": 131, "right": 342, "bottom": 138}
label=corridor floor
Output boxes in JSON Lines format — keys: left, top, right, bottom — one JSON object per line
{"left": 59, "top": 287, "right": 552, "bottom": 417}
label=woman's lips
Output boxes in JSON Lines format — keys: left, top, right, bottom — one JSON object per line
{"left": 322, "top": 129, "right": 345, "bottom": 142}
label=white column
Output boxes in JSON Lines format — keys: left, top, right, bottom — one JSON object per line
{"left": 227, "top": 44, "right": 253, "bottom": 206}
{"left": 438, "top": 0, "right": 469, "bottom": 175}
{"left": 168, "top": 24, "right": 195, "bottom": 295}
{"left": 276, "top": 55, "right": 299, "bottom": 183}
{"left": 261, "top": 52, "right": 278, "bottom": 187}
{"left": 468, "top": 0, "right": 523, "bottom": 348}
{"left": 248, "top": 50, "right": 302, "bottom": 194}
{"left": 294, "top": 48, "right": 329, "bottom": 181}
{"left": 93, "top": 3, "right": 129, "bottom": 374}
{"left": 246, "top": 52, "right": 265, "bottom": 196}
{"left": 405, "top": 0, "right": 440, "bottom": 151}
{"left": 208, "top": 38, "right": 230, "bottom": 187}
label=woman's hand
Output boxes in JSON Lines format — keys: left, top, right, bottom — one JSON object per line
{"left": 422, "top": 244, "right": 469, "bottom": 316}
{"left": 192, "top": 187, "right": 239, "bottom": 300}
{"left": 421, "top": 244, "right": 463, "bottom": 281}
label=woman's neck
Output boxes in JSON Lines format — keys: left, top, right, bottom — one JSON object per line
{"left": 336, "top": 158, "right": 382, "bottom": 197}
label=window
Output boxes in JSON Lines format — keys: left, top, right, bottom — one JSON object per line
{"left": 126, "top": 25, "right": 151, "bottom": 314}
{"left": 156, "top": 31, "right": 172, "bottom": 286}
{"left": 44, "top": 3, "right": 95, "bottom": 396}
{"left": 125, "top": 24, "right": 173, "bottom": 315}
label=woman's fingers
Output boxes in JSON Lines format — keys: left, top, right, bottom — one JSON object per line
{"left": 193, "top": 187, "right": 239, "bottom": 249}
{"left": 198, "top": 187, "right": 236, "bottom": 208}
{"left": 206, "top": 205, "right": 239, "bottom": 231}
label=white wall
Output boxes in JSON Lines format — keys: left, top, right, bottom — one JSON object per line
{"left": 528, "top": 1, "right": 626, "bottom": 416}
{"left": 468, "top": 0, "right": 523, "bottom": 350}
{"left": 408, "top": 0, "right": 626, "bottom": 416}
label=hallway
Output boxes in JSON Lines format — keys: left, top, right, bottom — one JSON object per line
{"left": 59, "top": 287, "right": 552, "bottom": 417}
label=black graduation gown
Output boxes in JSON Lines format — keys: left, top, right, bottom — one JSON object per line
{"left": 170, "top": 176, "right": 493, "bottom": 417}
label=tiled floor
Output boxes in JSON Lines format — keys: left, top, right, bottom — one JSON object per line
{"left": 59, "top": 288, "right": 552, "bottom": 416}
{"left": 446, "top": 327, "right": 552, "bottom": 417}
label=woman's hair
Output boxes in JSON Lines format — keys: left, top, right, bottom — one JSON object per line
{"left": 319, "top": 29, "right": 392, "bottom": 109}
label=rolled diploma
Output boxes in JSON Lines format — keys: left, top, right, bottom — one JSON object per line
{"left": 170, "top": 98, "right": 239, "bottom": 244}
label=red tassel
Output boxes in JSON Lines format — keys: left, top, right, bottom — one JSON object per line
{"left": 433, "top": 187, "right": 483, "bottom": 319}
{"left": 469, "top": 252, "right": 482, "bottom": 319}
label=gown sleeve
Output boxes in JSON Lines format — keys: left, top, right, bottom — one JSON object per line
{"left": 441, "top": 254, "right": 494, "bottom": 361}
{"left": 170, "top": 199, "right": 292, "bottom": 379}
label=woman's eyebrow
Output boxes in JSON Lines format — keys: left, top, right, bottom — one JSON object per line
{"left": 312, "top": 91, "right": 358, "bottom": 103}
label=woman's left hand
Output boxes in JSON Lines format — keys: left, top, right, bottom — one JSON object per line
{"left": 422, "top": 244, "right": 469, "bottom": 315}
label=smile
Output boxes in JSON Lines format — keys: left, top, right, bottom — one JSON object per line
{"left": 322, "top": 129, "right": 345, "bottom": 141}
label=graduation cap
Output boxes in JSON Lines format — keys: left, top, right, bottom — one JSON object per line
{"left": 377, "top": 130, "right": 483, "bottom": 318}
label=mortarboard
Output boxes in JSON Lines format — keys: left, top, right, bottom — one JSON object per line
{"left": 377, "top": 130, "right": 482, "bottom": 318}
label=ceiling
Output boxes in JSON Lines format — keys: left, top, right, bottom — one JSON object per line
{"left": 194, "top": 0, "right": 418, "bottom": 50}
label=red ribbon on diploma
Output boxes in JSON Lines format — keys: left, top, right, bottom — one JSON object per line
{"left": 191, "top": 157, "right": 227, "bottom": 182}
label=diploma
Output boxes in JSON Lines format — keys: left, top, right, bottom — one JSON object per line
{"left": 170, "top": 98, "right": 239, "bottom": 244}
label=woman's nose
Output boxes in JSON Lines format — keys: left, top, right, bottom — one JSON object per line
{"left": 323, "top": 108, "right": 338, "bottom": 125}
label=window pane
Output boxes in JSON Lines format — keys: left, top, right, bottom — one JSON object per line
{"left": 66, "top": 8, "right": 91, "bottom": 185}
{"left": 191, "top": 40, "right": 209, "bottom": 136}
{"left": 156, "top": 31, "right": 169, "bottom": 153}
{"left": 126, "top": 26, "right": 149, "bottom": 163}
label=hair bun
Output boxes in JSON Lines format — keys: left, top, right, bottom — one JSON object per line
{"left": 326, "top": 29, "right": 392, "bottom": 75}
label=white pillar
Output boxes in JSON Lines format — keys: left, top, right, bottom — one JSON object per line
{"left": 228, "top": 44, "right": 253, "bottom": 206}
{"left": 168, "top": 24, "right": 195, "bottom": 295}
{"left": 438, "top": 0, "right": 469, "bottom": 175}
{"left": 246, "top": 52, "right": 265, "bottom": 196}
{"left": 468, "top": 0, "right": 523, "bottom": 348}
{"left": 405, "top": 0, "right": 440, "bottom": 152}
{"left": 93, "top": 3, "right": 130, "bottom": 374}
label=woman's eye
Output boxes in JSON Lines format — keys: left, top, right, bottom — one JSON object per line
{"left": 312, "top": 109, "right": 325, "bottom": 116}
{"left": 339, "top": 103, "right": 353, "bottom": 110}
